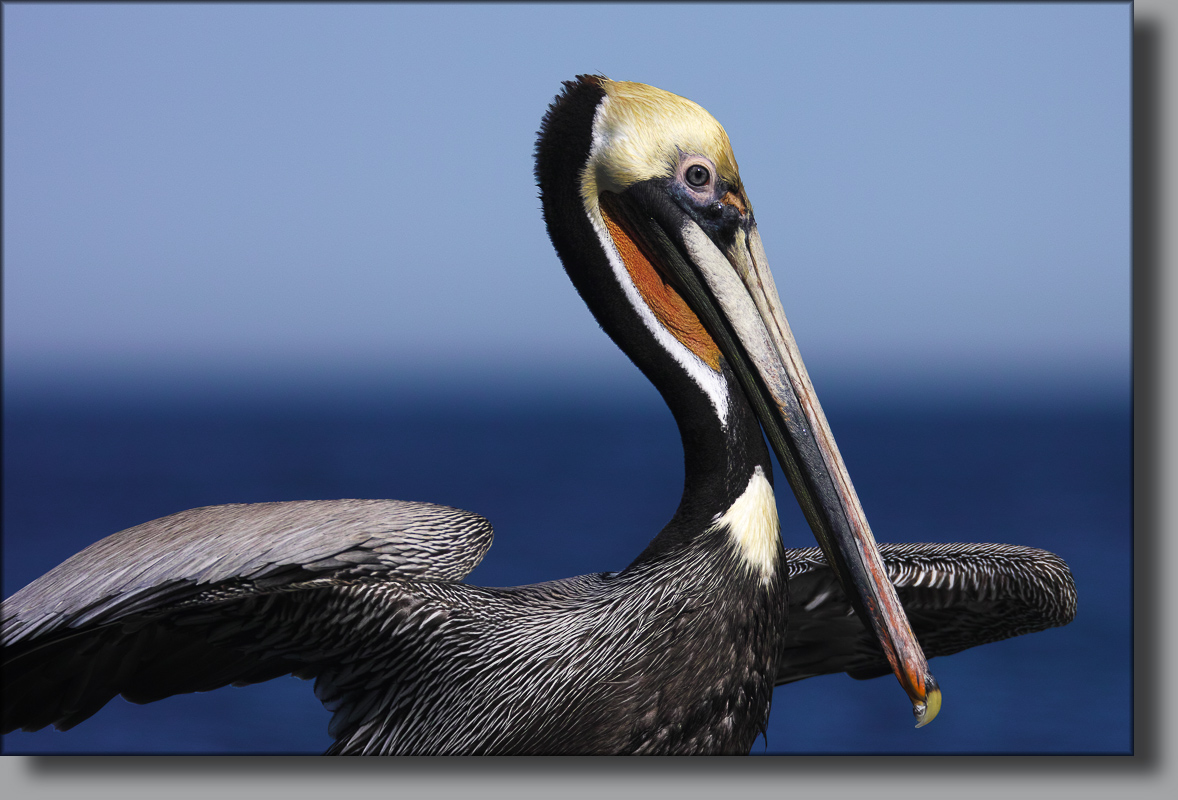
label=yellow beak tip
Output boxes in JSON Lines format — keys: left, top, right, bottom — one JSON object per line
{"left": 913, "top": 680, "right": 943, "bottom": 728}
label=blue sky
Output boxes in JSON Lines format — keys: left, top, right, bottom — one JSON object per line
{"left": 3, "top": 3, "right": 1130, "bottom": 399}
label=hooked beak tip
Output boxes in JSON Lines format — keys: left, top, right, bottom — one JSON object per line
{"left": 913, "top": 674, "right": 942, "bottom": 728}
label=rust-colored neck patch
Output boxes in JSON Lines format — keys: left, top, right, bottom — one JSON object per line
{"left": 599, "top": 196, "right": 721, "bottom": 372}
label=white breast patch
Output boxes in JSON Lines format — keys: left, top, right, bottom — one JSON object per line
{"left": 710, "top": 466, "right": 780, "bottom": 583}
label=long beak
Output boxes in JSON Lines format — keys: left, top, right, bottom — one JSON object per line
{"left": 605, "top": 189, "right": 941, "bottom": 727}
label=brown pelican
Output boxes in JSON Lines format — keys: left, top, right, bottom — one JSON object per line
{"left": 1, "top": 76, "right": 1075, "bottom": 755}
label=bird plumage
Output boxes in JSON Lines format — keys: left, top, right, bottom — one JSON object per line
{"left": 2, "top": 499, "right": 1074, "bottom": 752}
{"left": 4, "top": 497, "right": 788, "bottom": 754}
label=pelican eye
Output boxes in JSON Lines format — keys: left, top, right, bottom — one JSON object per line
{"left": 685, "top": 164, "right": 710, "bottom": 188}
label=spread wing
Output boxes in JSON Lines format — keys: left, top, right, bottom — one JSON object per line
{"left": 777, "top": 542, "right": 1077, "bottom": 685}
{"left": 1, "top": 499, "right": 493, "bottom": 735}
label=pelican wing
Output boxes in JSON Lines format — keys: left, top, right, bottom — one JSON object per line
{"left": 776, "top": 542, "right": 1077, "bottom": 685}
{"left": 2, "top": 499, "right": 492, "bottom": 733}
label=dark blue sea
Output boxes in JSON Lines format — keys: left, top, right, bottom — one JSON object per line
{"left": 2, "top": 385, "right": 1131, "bottom": 755}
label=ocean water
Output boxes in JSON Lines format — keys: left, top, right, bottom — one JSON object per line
{"left": 1, "top": 389, "right": 1130, "bottom": 754}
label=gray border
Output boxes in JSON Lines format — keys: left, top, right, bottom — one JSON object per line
{"left": 2, "top": 0, "right": 1167, "bottom": 798}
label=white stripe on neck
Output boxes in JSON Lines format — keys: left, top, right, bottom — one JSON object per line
{"left": 581, "top": 100, "right": 731, "bottom": 427}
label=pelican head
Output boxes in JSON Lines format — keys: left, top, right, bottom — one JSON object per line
{"left": 537, "top": 75, "right": 941, "bottom": 727}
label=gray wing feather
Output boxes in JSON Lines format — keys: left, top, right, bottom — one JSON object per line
{"left": 1, "top": 499, "right": 492, "bottom": 734}
{"left": 3, "top": 499, "right": 492, "bottom": 645}
{"left": 776, "top": 542, "right": 1077, "bottom": 685}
